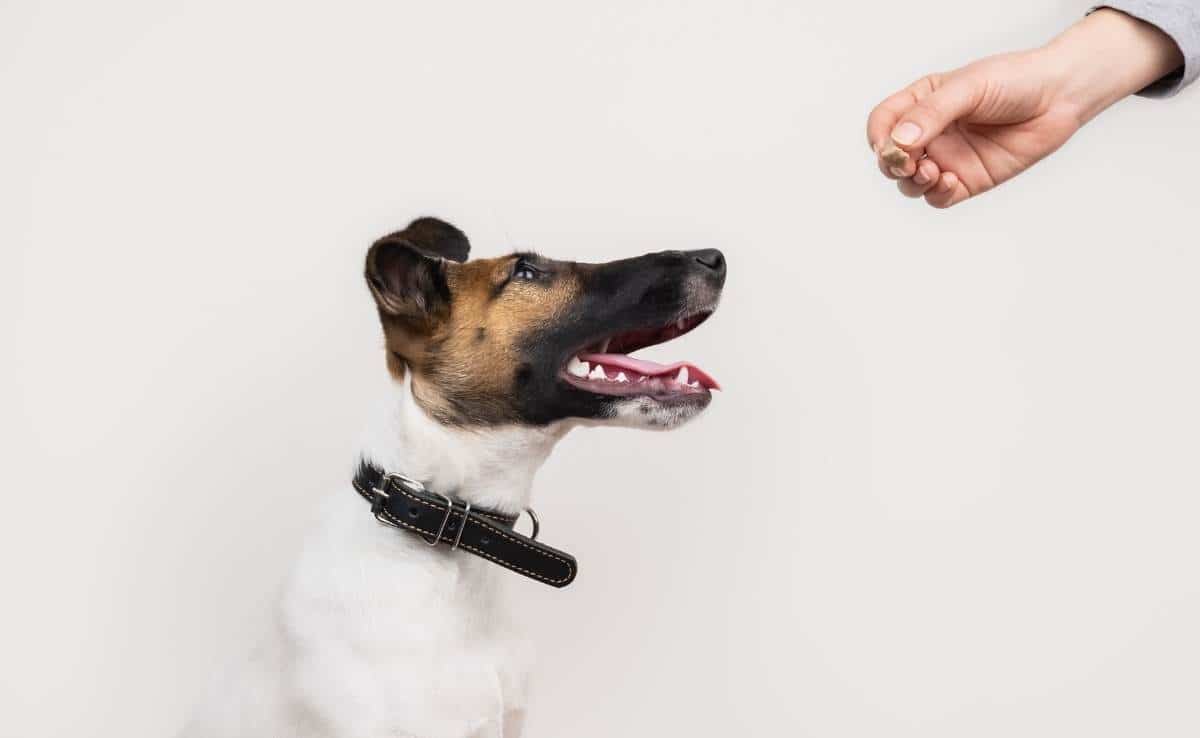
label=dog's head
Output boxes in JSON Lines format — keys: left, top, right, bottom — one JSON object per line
{"left": 365, "top": 217, "right": 725, "bottom": 430}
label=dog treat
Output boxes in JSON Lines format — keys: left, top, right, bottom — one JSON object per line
{"left": 878, "top": 139, "right": 910, "bottom": 169}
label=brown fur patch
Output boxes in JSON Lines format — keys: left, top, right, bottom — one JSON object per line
{"left": 385, "top": 255, "right": 581, "bottom": 425}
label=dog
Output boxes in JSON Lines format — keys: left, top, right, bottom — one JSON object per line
{"left": 182, "top": 217, "right": 726, "bottom": 738}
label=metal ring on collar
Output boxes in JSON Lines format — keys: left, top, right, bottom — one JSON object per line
{"left": 521, "top": 507, "right": 540, "bottom": 541}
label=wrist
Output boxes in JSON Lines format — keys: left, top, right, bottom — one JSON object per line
{"left": 1041, "top": 8, "right": 1183, "bottom": 122}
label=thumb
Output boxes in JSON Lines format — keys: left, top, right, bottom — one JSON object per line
{"left": 889, "top": 75, "right": 982, "bottom": 151}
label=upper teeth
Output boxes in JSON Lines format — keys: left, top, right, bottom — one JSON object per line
{"left": 677, "top": 319, "right": 686, "bottom": 330}
{"left": 569, "top": 358, "right": 696, "bottom": 387}
{"left": 568, "top": 356, "right": 630, "bottom": 383}
{"left": 567, "top": 356, "right": 589, "bottom": 377}
{"left": 598, "top": 338, "right": 610, "bottom": 353}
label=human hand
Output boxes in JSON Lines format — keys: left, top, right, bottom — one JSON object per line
{"left": 868, "top": 8, "right": 1183, "bottom": 208}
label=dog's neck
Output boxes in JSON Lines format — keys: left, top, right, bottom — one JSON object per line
{"left": 357, "top": 370, "right": 570, "bottom": 516}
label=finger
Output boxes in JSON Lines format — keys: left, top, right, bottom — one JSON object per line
{"left": 889, "top": 75, "right": 982, "bottom": 153}
{"left": 924, "top": 130, "right": 997, "bottom": 198}
{"left": 924, "top": 171, "right": 972, "bottom": 209}
{"left": 924, "top": 171, "right": 958, "bottom": 208}
{"left": 866, "top": 77, "right": 936, "bottom": 152}
{"left": 897, "top": 159, "right": 940, "bottom": 198}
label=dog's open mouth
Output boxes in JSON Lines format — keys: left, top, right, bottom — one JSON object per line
{"left": 560, "top": 311, "right": 719, "bottom": 398}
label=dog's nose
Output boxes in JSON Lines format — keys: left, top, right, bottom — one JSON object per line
{"left": 692, "top": 249, "right": 726, "bottom": 276}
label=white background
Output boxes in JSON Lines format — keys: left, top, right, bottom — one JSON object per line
{"left": 4, "top": 1, "right": 1200, "bottom": 736}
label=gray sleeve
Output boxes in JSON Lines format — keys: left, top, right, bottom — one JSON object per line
{"left": 1093, "top": 2, "right": 1200, "bottom": 97}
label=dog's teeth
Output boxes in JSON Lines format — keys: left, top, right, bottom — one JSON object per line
{"left": 675, "top": 366, "right": 689, "bottom": 384}
{"left": 598, "top": 338, "right": 610, "bottom": 353}
{"left": 689, "top": 380, "right": 700, "bottom": 388}
{"left": 615, "top": 372, "right": 628, "bottom": 382}
{"left": 677, "top": 319, "right": 686, "bottom": 330}
{"left": 567, "top": 356, "right": 589, "bottom": 378}
{"left": 588, "top": 364, "right": 607, "bottom": 380}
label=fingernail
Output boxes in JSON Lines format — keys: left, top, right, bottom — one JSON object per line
{"left": 891, "top": 121, "right": 922, "bottom": 146}
{"left": 912, "top": 169, "right": 929, "bottom": 185}
{"left": 889, "top": 166, "right": 907, "bottom": 178}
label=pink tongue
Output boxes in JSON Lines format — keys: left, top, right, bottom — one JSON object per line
{"left": 579, "top": 353, "right": 721, "bottom": 390}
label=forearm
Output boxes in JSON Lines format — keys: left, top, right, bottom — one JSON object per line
{"left": 1098, "top": 1, "right": 1200, "bottom": 97}
{"left": 1041, "top": 7, "right": 1185, "bottom": 123}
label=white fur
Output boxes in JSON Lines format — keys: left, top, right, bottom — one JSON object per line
{"left": 181, "top": 371, "right": 570, "bottom": 738}
{"left": 607, "top": 393, "right": 709, "bottom": 429}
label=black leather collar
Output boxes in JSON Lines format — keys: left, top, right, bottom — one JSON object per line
{"left": 352, "top": 460, "right": 577, "bottom": 588}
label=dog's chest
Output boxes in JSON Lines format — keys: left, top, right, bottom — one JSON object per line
{"left": 276, "top": 491, "right": 534, "bottom": 736}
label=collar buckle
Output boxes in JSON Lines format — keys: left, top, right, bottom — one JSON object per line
{"left": 372, "top": 472, "right": 470, "bottom": 549}
{"left": 370, "top": 472, "right": 423, "bottom": 530}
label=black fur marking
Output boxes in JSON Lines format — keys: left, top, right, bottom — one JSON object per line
{"left": 475, "top": 327, "right": 487, "bottom": 343}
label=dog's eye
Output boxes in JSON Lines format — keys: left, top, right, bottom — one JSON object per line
{"left": 513, "top": 260, "right": 542, "bottom": 281}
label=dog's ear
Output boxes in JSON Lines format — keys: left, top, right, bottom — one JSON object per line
{"left": 366, "top": 238, "right": 446, "bottom": 323}
{"left": 384, "top": 217, "right": 470, "bottom": 263}
{"left": 365, "top": 219, "right": 471, "bottom": 374}
{"left": 365, "top": 218, "right": 469, "bottom": 323}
